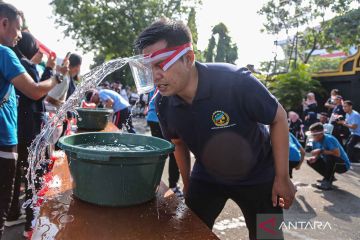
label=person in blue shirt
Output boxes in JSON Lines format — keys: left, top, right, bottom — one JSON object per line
{"left": 146, "top": 89, "right": 181, "bottom": 197}
{"left": 339, "top": 100, "right": 360, "bottom": 163}
{"left": 288, "top": 132, "right": 305, "bottom": 178}
{"left": 87, "top": 88, "right": 135, "bottom": 133}
{"left": 0, "top": 3, "right": 65, "bottom": 237}
{"left": 306, "top": 122, "right": 351, "bottom": 190}
{"left": 6, "top": 31, "right": 57, "bottom": 233}
{"left": 135, "top": 19, "right": 295, "bottom": 239}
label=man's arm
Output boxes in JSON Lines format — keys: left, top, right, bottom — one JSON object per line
{"left": 171, "top": 138, "right": 191, "bottom": 195}
{"left": 295, "top": 147, "right": 306, "bottom": 170}
{"left": 270, "top": 103, "right": 296, "bottom": 209}
{"left": 339, "top": 120, "right": 358, "bottom": 130}
{"left": 11, "top": 72, "right": 58, "bottom": 100}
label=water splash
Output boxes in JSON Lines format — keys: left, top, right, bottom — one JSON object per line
{"left": 25, "top": 57, "right": 130, "bottom": 227}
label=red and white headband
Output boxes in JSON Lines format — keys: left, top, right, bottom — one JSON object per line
{"left": 145, "top": 43, "right": 192, "bottom": 71}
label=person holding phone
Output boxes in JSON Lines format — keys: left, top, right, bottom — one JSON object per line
{"left": 44, "top": 52, "right": 71, "bottom": 111}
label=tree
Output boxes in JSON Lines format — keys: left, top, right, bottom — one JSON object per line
{"left": 203, "top": 23, "right": 238, "bottom": 64}
{"left": 266, "top": 62, "right": 323, "bottom": 111}
{"left": 50, "top": 0, "right": 201, "bottom": 87}
{"left": 259, "top": 0, "right": 360, "bottom": 66}
{"left": 187, "top": 7, "right": 203, "bottom": 61}
{"left": 50, "top": 0, "right": 201, "bottom": 61}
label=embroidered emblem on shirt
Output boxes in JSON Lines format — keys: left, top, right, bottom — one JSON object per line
{"left": 212, "top": 110, "right": 230, "bottom": 127}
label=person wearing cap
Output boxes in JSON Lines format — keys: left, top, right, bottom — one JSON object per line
{"left": 87, "top": 89, "right": 135, "bottom": 133}
{"left": 134, "top": 18, "right": 295, "bottom": 239}
{"left": 0, "top": 3, "right": 65, "bottom": 238}
{"left": 338, "top": 100, "right": 360, "bottom": 163}
{"left": 306, "top": 122, "right": 350, "bottom": 190}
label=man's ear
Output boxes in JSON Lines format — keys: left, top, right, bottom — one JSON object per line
{"left": 184, "top": 50, "right": 195, "bottom": 66}
{"left": 1, "top": 18, "right": 8, "bottom": 28}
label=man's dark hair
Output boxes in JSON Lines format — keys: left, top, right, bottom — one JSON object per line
{"left": 85, "top": 90, "right": 94, "bottom": 102}
{"left": 331, "top": 89, "right": 339, "bottom": 95}
{"left": 134, "top": 18, "right": 192, "bottom": 53}
{"left": 320, "top": 112, "right": 329, "bottom": 118}
{"left": 69, "top": 53, "right": 82, "bottom": 67}
{"left": 0, "top": 3, "right": 21, "bottom": 22}
{"left": 309, "top": 122, "right": 324, "bottom": 132}
{"left": 343, "top": 100, "right": 353, "bottom": 106}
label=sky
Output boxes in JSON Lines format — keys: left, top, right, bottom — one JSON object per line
{"left": 7, "top": 0, "right": 283, "bottom": 73}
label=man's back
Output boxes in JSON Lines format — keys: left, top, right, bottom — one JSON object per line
{"left": 99, "top": 89, "right": 130, "bottom": 112}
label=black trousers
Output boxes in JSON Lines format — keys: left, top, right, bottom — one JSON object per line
{"left": 113, "top": 107, "right": 136, "bottom": 133}
{"left": 307, "top": 155, "right": 348, "bottom": 182}
{"left": 148, "top": 121, "right": 179, "bottom": 188}
{"left": 185, "top": 178, "right": 283, "bottom": 240}
{"left": 289, "top": 161, "right": 300, "bottom": 179}
{"left": 345, "top": 134, "right": 360, "bottom": 162}
{"left": 7, "top": 137, "right": 41, "bottom": 231}
{"left": 0, "top": 156, "right": 16, "bottom": 238}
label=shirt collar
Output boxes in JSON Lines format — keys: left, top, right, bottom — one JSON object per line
{"left": 170, "top": 61, "right": 211, "bottom": 107}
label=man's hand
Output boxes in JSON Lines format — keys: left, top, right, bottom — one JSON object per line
{"left": 338, "top": 120, "right": 345, "bottom": 125}
{"left": 306, "top": 156, "right": 317, "bottom": 164}
{"left": 272, "top": 175, "right": 296, "bottom": 209}
{"left": 46, "top": 54, "right": 56, "bottom": 69}
{"left": 311, "top": 148, "right": 322, "bottom": 156}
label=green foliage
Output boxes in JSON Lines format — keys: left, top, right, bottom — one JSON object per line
{"left": 204, "top": 36, "right": 216, "bottom": 62}
{"left": 307, "top": 56, "right": 344, "bottom": 72}
{"left": 324, "top": 8, "right": 360, "bottom": 52}
{"left": 50, "top": 0, "right": 201, "bottom": 86}
{"left": 267, "top": 63, "right": 322, "bottom": 111}
{"left": 203, "top": 23, "right": 238, "bottom": 63}
{"left": 187, "top": 7, "right": 203, "bottom": 61}
{"left": 259, "top": 0, "right": 360, "bottom": 64}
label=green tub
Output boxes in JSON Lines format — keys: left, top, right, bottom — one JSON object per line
{"left": 76, "top": 108, "right": 113, "bottom": 130}
{"left": 58, "top": 132, "right": 174, "bottom": 207}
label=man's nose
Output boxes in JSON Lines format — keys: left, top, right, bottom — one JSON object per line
{"left": 152, "top": 69, "right": 162, "bottom": 83}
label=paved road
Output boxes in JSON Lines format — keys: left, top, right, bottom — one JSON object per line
{"left": 135, "top": 117, "right": 360, "bottom": 240}
{"left": 3, "top": 117, "right": 360, "bottom": 240}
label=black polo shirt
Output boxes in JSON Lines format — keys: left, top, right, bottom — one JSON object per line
{"left": 156, "top": 62, "right": 279, "bottom": 185}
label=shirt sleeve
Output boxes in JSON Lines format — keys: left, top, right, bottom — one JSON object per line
{"left": 290, "top": 133, "right": 302, "bottom": 149}
{"left": 0, "top": 47, "right": 25, "bottom": 82}
{"left": 236, "top": 70, "right": 279, "bottom": 125}
{"left": 325, "top": 136, "right": 339, "bottom": 151}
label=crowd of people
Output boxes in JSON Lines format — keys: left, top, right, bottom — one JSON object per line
{"left": 287, "top": 89, "right": 360, "bottom": 190}
{"left": 0, "top": 3, "right": 83, "bottom": 239}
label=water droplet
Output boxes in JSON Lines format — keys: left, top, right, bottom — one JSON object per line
{"left": 58, "top": 214, "right": 74, "bottom": 224}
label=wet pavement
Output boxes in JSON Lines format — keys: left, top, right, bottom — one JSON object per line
{"left": 3, "top": 117, "right": 360, "bottom": 239}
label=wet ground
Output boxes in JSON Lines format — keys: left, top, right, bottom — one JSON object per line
{"left": 3, "top": 117, "right": 360, "bottom": 240}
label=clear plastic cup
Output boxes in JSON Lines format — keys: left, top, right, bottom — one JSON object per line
{"left": 128, "top": 55, "right": 154, "bottom": 94}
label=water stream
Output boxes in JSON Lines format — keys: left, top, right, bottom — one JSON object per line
{"left": 25, "top": 57, "right": 130, "bottom": 226}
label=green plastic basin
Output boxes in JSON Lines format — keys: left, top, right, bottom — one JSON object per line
{"left": 76, "top": 108, "right": 113, "bottom": 130}
{"left": 57, "top": 132, "right": 174, "bottom": 207}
